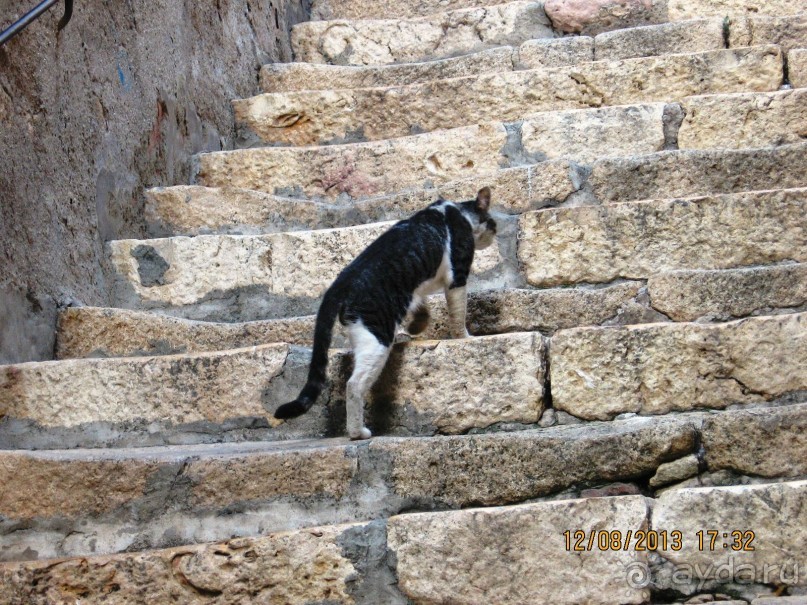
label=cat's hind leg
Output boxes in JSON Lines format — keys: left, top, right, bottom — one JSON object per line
{"left": 345, "top": 321, "right": 391, "bottom": 440}
{"left": 445, "top": 286, "right": 470, "bottom": 339}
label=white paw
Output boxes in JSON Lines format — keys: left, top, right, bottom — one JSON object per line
{"left": 349, "top": 426, "right": 372, "bottom": 440}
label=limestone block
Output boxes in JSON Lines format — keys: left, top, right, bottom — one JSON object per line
{"left": 520, "top": 103, "right": 666, "bottom": 162}
{"left": 310, "top": 0, "right": 508, "bottom": 22}
{"left": 0, "top": 344, "right": 289, "bottom": 428}
{"left": 260, "top": 47, "right": 517, "bottom": 92}
{"left": 648, "top": 264, "right": 807, "bottom": 322}
{"left": 668, "top": 0, "right": 806, "bottom": 21}
{"left": 197, "top": 123, "right": 507, "bottom": 196}
{"left": 292, "top": 2, "right": 554, "bottom": 66}
{"left": 587, "top": 143, "right": 807, "bottom": 203}
{"left": 550, "top": 313, "right": 807, "bottom": 420}
{"left": 790, "top": 48, "right": 807, "bottom": 88}
{"left": 516, "top": 36, "right": 594, "bottom": 68}
{"left": 702, "top": 403, "right": 807, "bottom": 478}
{"left": 56, "top": 307, "right": 317, "bottom": 358}
{"left": 376, "top": 415, "right": 697, "bottom": 506}
{"left": 518, "top": 189, "right": 807, "bottom": 287}
{"left": 388, "top": 496, "right": 651, "bottom": 604}
{"left": 595, "top": 18, "right": 725, "bottom": 61}
{"left": 0, "top": 523, "right": 363, "bottom": 604}
{"left": 729, "top": 14, "right": 807, "bottom": 53}
{"left": 653, "top": 481, "right": 807, "bottom": 587}
{"left": 679, "top": 89, "right": 807, "bottom": 150}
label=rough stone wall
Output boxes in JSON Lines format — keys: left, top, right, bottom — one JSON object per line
{"left": 0, "top": 0, "right": 309, "bottom": 363}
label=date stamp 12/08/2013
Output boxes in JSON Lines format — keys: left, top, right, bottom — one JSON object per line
{"left": 563, "top": 529, "right": 756, "bottom": 552}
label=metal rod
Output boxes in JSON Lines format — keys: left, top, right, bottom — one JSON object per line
{"left": 0, "top": 0, "right": 73, "bottom": 47}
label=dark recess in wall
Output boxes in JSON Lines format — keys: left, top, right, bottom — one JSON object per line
{"left": 0, "top": 0, "right": 310, "bottom": 364}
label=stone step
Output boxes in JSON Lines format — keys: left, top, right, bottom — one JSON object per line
{"left": 0, "top": 414, "right": 700, "bottom": 561}
{"left": 233, "top": 45, "right": 782, "bottom": 146}
{"left": 230, "top": 87, "right": 801, "bottom": 203}
{"left": 4, "top": 479, "right": 807, "bottom": 603}
{"left": 728, "top": 13, "right": 807, "bottom": 53}
{"left": 260, "top": 46, "right": 519, "bottom": 93}
{"left": 518, "top": 188, "right": 807, "bottom": 287}
{"left": 107, "top": 219, "right": 513, "bottom": 322}
{"left": 225, "top": 103, "right": 675, "bottom": 196}
{"left": 114, "top": 187, "right": 806, "bottom": 321}
{"left": 550, "top": 312, "right": 807, "bottom": 421}
{"left": 149, "top": 158, "right": 581, "bottom": 235}
{"left": 2, "top": 406, "right": 806, "bottom": 567}
{"left": 580, "top": 141, "right": 807, "bottom": 204}
{"left": 261, "top": 16, "right": 805, "bottom": 93}
{"left": 171, "top": 144, "right": 807, "bottom": 237}
{"left": 678, "top": 88, "right": 807, "bottom": 151}
{"left": 56, "top": 281, "right": 644, "bottom": 358}
{"left": 290, "top": 1, "right": 554, "bottom": 66}
{"left": 309, "top": 0, "right": 491, "bottom": 20}
{"left": 647, "top": 263, "right": 807, "bottom": 322}
{"left": 56, "top": 261, "right": 807, "bottom": 360}
{"left": 666, "top": 0, "right": 806, "bottom": 21}
{"left": 0, "top": 332, "right": 544, "bottom": 449}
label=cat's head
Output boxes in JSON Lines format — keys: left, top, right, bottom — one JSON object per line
{"left": 460, "top": 187, "right": 497, "bottom": 250}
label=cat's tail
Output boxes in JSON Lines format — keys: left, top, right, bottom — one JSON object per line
{"left": 274, "top": 287, "right": 341, "bottom": 420}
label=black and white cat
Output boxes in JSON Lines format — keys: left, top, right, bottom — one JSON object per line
{"left": 274, "top": 187, "right": 497, "bottom": 440}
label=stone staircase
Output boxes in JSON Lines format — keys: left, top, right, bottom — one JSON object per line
{"left": 1, "top": 0, "right": 806, "bottom": 602}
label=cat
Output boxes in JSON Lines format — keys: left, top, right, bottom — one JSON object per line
{"left": 274, "top": 187, "right": 497, "bottom": 440}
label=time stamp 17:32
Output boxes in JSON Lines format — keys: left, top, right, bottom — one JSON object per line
{"left": 563, "top": 530, "right": 757, "bottom": 552}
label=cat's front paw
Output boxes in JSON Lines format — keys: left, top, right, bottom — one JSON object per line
{"left": 349, "top": 426, "right": 372, "bottom": 440}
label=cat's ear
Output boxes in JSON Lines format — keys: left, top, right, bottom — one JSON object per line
{"left": 475, "top": 187, "right": 491, "bottom": 212}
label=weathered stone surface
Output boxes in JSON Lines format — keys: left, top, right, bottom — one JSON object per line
{"left": 679, "top": 89, "right": 807, "bottom": 150}
{"left": 376, "top": 415, "right": 697, "bottom": 506}
{"left": 519, "top": 103, "right": 666, "bottom": 163}
{"left": 668, "top": 0, "right": 806, "bottom": 21}
{"left": 58, "top": 283, "right": 637, "bottom": 361}
{"left": 0, "top": 416, "right": 697, "bottom": 561}
{"left": 649, "top": 454, "right": 699, "bottom": 488}
{"left": 309, "top": 0, "right": 492, "bottom": 21}
{"left": 151, "top": 162, "right": 580, "bottom": 237}
{"left": 550, "top": 313, "right": 807, "bottom": 420}
{"left": 516, "top": 36, "right": 594, "bottom": 68}
{"left": 702, "top": 403, "right": 807, "bottom": 478}
{"left": 791, "top": 48, "right": 807, "bottom": 88}
{"left": 292, "top": 2, "right": 554, "bottom": 66}
{"left": 586, "top": 142, "right": 807, "bottom": 203}
{"left": 544, "top": 0, "right": 664, "bottom": 34}
{"left": 0, "top": 440, "right": 358, "bottom": 561}
{"left": 56, "top": 307, "right": 317, "bottom": 358}
{"left": 15, "top": 329, "right": 542, "bottom": 446}
{"left": 752, "top": 598, "right": 807, "bottom": 605}
{"left": 729, "top": 14, "right": 807, "bottom": 53}
{"left": 388, "top": 496, "right": 650, "bottom": 605}
{"left": 0, "top": 344, "right": 290, "bottom": 429}
{"left": 362, "top": 333, "right": 545, "bottom": 435}
{"left": 428, "top": 282, "right": 644, "bottom": 337}
{"left": 518, "top": 189, "right": 807, "bottom": 287}
{"left": 198, "top": 123, "right": 507, "bottom": 197}
{"left": 653, "top": 481, "right": 807, "bottom": 586}
{"left": 260, "top": 47, "right": 517, "bottom": 93}
{"left": 0, "top": 523, "right": 364, "bottom": 604}
{"left": 146, "top": 186, "right": 330, "bottom": 236}
{"left": 595, "top": 18, "right": 725, "bottom": 61}
{"left": 648, "top": 264, "right": 807, "bottom": 322}
{"left": 234, "top": 46, "right": 782, "bottom": 146}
